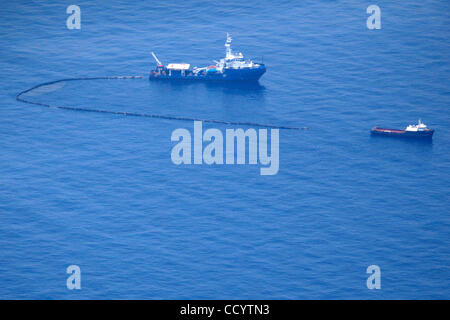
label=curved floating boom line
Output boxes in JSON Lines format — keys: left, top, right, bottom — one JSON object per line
{"left": 16, "top": 76, "right": 309, "bottom": 131}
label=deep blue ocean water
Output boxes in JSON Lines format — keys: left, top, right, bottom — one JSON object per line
{"left": 0, "top": 0, "right": 449, "bottom": 299}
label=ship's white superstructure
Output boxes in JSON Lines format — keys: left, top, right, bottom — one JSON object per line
{"left": 405, "top": 119, "right": 428, "bottom": 132}
{"left": 213, "top": 33, "right": 260, "bottom": 72}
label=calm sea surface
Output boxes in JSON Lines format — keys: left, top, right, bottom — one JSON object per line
{"left": 0, "top": 0, "right": 449, "bottom": 299}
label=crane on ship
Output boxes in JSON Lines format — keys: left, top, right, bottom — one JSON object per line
{"left": 150, "top": 52, "right": 163, "bottom": 67}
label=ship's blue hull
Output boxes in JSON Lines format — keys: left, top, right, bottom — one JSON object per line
{"left": 149, "top": 64, "right": 266, "bottom": 81}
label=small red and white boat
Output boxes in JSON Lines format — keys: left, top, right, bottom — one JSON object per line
{"left": 371, "top": 119, "right": 434, "bottom": 139}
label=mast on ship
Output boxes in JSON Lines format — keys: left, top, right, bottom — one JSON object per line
{"left": 224, "top": 33, "right": 244, "bottom": 61}
{"left": 225, "top": 33, "right": 232, "bottom": 58}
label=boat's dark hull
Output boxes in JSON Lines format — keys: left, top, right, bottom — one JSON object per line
{"left": 371, "top": 127, "right": 434, "bottom": 139}
{"left": 149, "top": 65, "right": 266, "bottom": 82}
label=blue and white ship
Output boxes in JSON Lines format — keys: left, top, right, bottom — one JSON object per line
{"left": 149, "top": 33, "right": 266, "bottom": 81}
